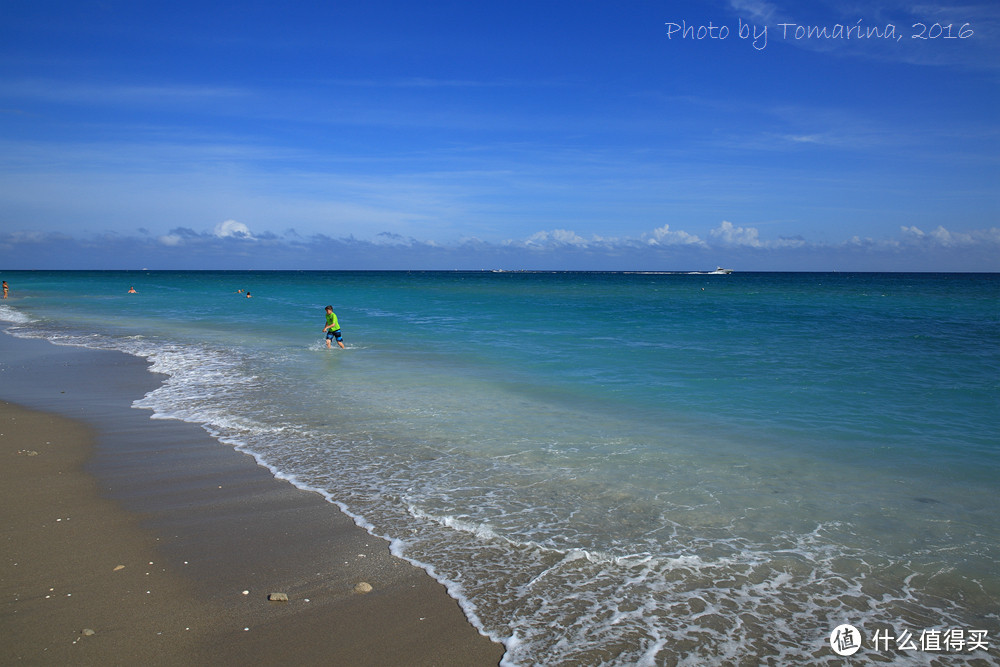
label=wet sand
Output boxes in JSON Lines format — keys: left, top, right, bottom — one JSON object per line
{"left": 0, "top": 334, "right": 505, "bottom": 665}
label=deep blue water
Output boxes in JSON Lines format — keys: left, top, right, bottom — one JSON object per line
{"left": 2, "top": 270, "right": 998, "bottom": 664}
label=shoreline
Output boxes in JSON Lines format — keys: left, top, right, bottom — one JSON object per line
{"left": 0, "top": 333, "right": 504, "bottom": 665}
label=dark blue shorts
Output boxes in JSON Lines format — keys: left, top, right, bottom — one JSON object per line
{"left": 326, "top": 329, "right": 343, "bottom": 341}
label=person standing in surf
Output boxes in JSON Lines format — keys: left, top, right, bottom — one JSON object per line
{"left": 323, "top": 305, "right": 345, "bottom": 349}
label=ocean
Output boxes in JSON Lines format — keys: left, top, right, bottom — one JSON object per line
{"left": 1, "top": 270, "right": 997, "bottom": 664}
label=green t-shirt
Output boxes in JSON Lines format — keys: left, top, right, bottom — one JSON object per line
{"left": 325, "top": 311, "right": 340, "bottom": 331}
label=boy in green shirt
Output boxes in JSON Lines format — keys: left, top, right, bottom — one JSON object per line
{"left": 323, "top": 305, "right": 345, "bottom": 349}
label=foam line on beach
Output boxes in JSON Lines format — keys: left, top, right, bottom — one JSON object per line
{"left": 0, "top": 331, "right": 505, "bottom": 665}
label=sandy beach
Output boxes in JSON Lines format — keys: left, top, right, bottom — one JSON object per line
{"left": 0, "top": 333, "right": 504, "bottom": 665}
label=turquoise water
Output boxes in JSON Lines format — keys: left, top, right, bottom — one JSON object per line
{"left": 2, "top": 270, "right": 998, "bottom": 664}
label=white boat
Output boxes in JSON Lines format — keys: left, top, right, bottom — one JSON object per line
{"left": 708, "top": 267, "right": 733, "bottom": 274}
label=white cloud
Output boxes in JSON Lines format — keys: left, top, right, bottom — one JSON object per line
{"left": 2, "top": 221, "right": 998, "bottom": 271}
{"left": 502, "top": 221, "right": 1000, "bottom": 258}
{"left": 4, "top": 230, "right": 52, "bottom": 243}
{"left": 644, "top": 224, "right": 705, "bottom": 247}
{"left": 523, "top": 229, "right": 590, "bottom": 247}
{"left": 374, "top": 231, "right": 422, "bottom": 246}
{"left": 901, "top": 225, "right": 1000, "bottom": 248}
{"left": 214, "top": 219, "right": 255, "bottom": 240}
{"left": 158, "top": 234, "right": 183, "bottom": 246}
{"left": 710, "top": 220, "right": 763, "bottom": 247}
{"left": 707, "top": 221, "right": 811, "bottom": 249}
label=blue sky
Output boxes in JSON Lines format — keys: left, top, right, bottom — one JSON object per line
{"left": 1, "top": 0, "right": 997, "bottom": 270}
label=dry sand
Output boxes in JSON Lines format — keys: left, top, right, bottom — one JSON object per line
{"left": 0, "top": 334, "right": 505, "bottom": 666}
